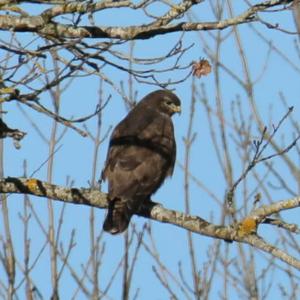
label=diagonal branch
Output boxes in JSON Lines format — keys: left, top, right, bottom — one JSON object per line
{"left": 1, "top": 176, "right": 300, "bottom": 271}
{"left": 243, "top": 234, "right": 300, "bottom": 269}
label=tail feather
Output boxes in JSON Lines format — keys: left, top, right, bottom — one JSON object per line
{"left": 103, "top": 200, "right": 132, "bottom": 234}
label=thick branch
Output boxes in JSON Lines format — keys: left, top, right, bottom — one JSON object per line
{"left": 0, "top": 177, "right": 108, "bottom": 208}
{"left": 252, "top": 196, "right": 300, "bottom": 222}
{"left": 1, "top": 177, "right": 300, "bottom": 270}
{"left": 244, "top": 235, "right": 300, "bottom": 269}
{"left": 0, "top": 0, "right": 291, "bottom": 40}
{"left": 0, "top": 177, "right": 233, "bottom": 240}
{"left": 0, "top": 17, "right": 254, "bottom": 40}
{"left": 1, "top": 176, "right": 300, "bottom": 271}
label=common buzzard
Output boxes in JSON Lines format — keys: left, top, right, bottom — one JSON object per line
{"left": 102, "top": 90, "right": 181, "bottom": 234}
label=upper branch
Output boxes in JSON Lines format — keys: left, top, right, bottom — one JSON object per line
{"left": 0, "top": 0, "right": 292, "bottom": 40}
{"left": 40, "top": 0, "right": 149, "bottom": 19}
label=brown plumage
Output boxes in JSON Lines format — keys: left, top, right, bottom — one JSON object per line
{"left": 102, "top": 90, "right": 181, "bottom": 234}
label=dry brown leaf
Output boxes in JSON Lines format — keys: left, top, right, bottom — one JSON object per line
{"left": 192, "top": 59, "right": 212, "bottom": 78}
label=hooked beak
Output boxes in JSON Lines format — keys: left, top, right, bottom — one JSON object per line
{"left": 170, "top": 103, "right": 181, "bottom": 115}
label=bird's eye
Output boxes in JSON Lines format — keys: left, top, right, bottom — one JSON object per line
{"left": 166, "top": 100, "right": 173, "bottom": 105}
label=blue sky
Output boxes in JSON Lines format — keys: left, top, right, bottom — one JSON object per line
{"left": 1, "top": 2, "right": 300, "bottom": 299}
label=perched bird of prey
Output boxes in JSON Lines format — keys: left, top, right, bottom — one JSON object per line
{"left": 102, "top": 90, "right": 181, "bottom": 234}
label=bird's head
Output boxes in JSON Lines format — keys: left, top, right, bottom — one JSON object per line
{"left": 152, "top": 90, "right": 181, "bottom": 116}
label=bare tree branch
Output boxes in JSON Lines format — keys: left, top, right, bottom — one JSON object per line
{"left": 1, "top": 176, "right": 300, "bottom": 270}
{"left": 0, "top": 0, "right": 293, "bottom": 40}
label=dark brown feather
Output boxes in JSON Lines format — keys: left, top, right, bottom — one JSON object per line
{"left": 102, "top": 90, "right": 181, "bottom": 234}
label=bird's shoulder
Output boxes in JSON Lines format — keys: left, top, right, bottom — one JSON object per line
{"left": 112, "top": 105, "right": 158, "bottom": 139}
